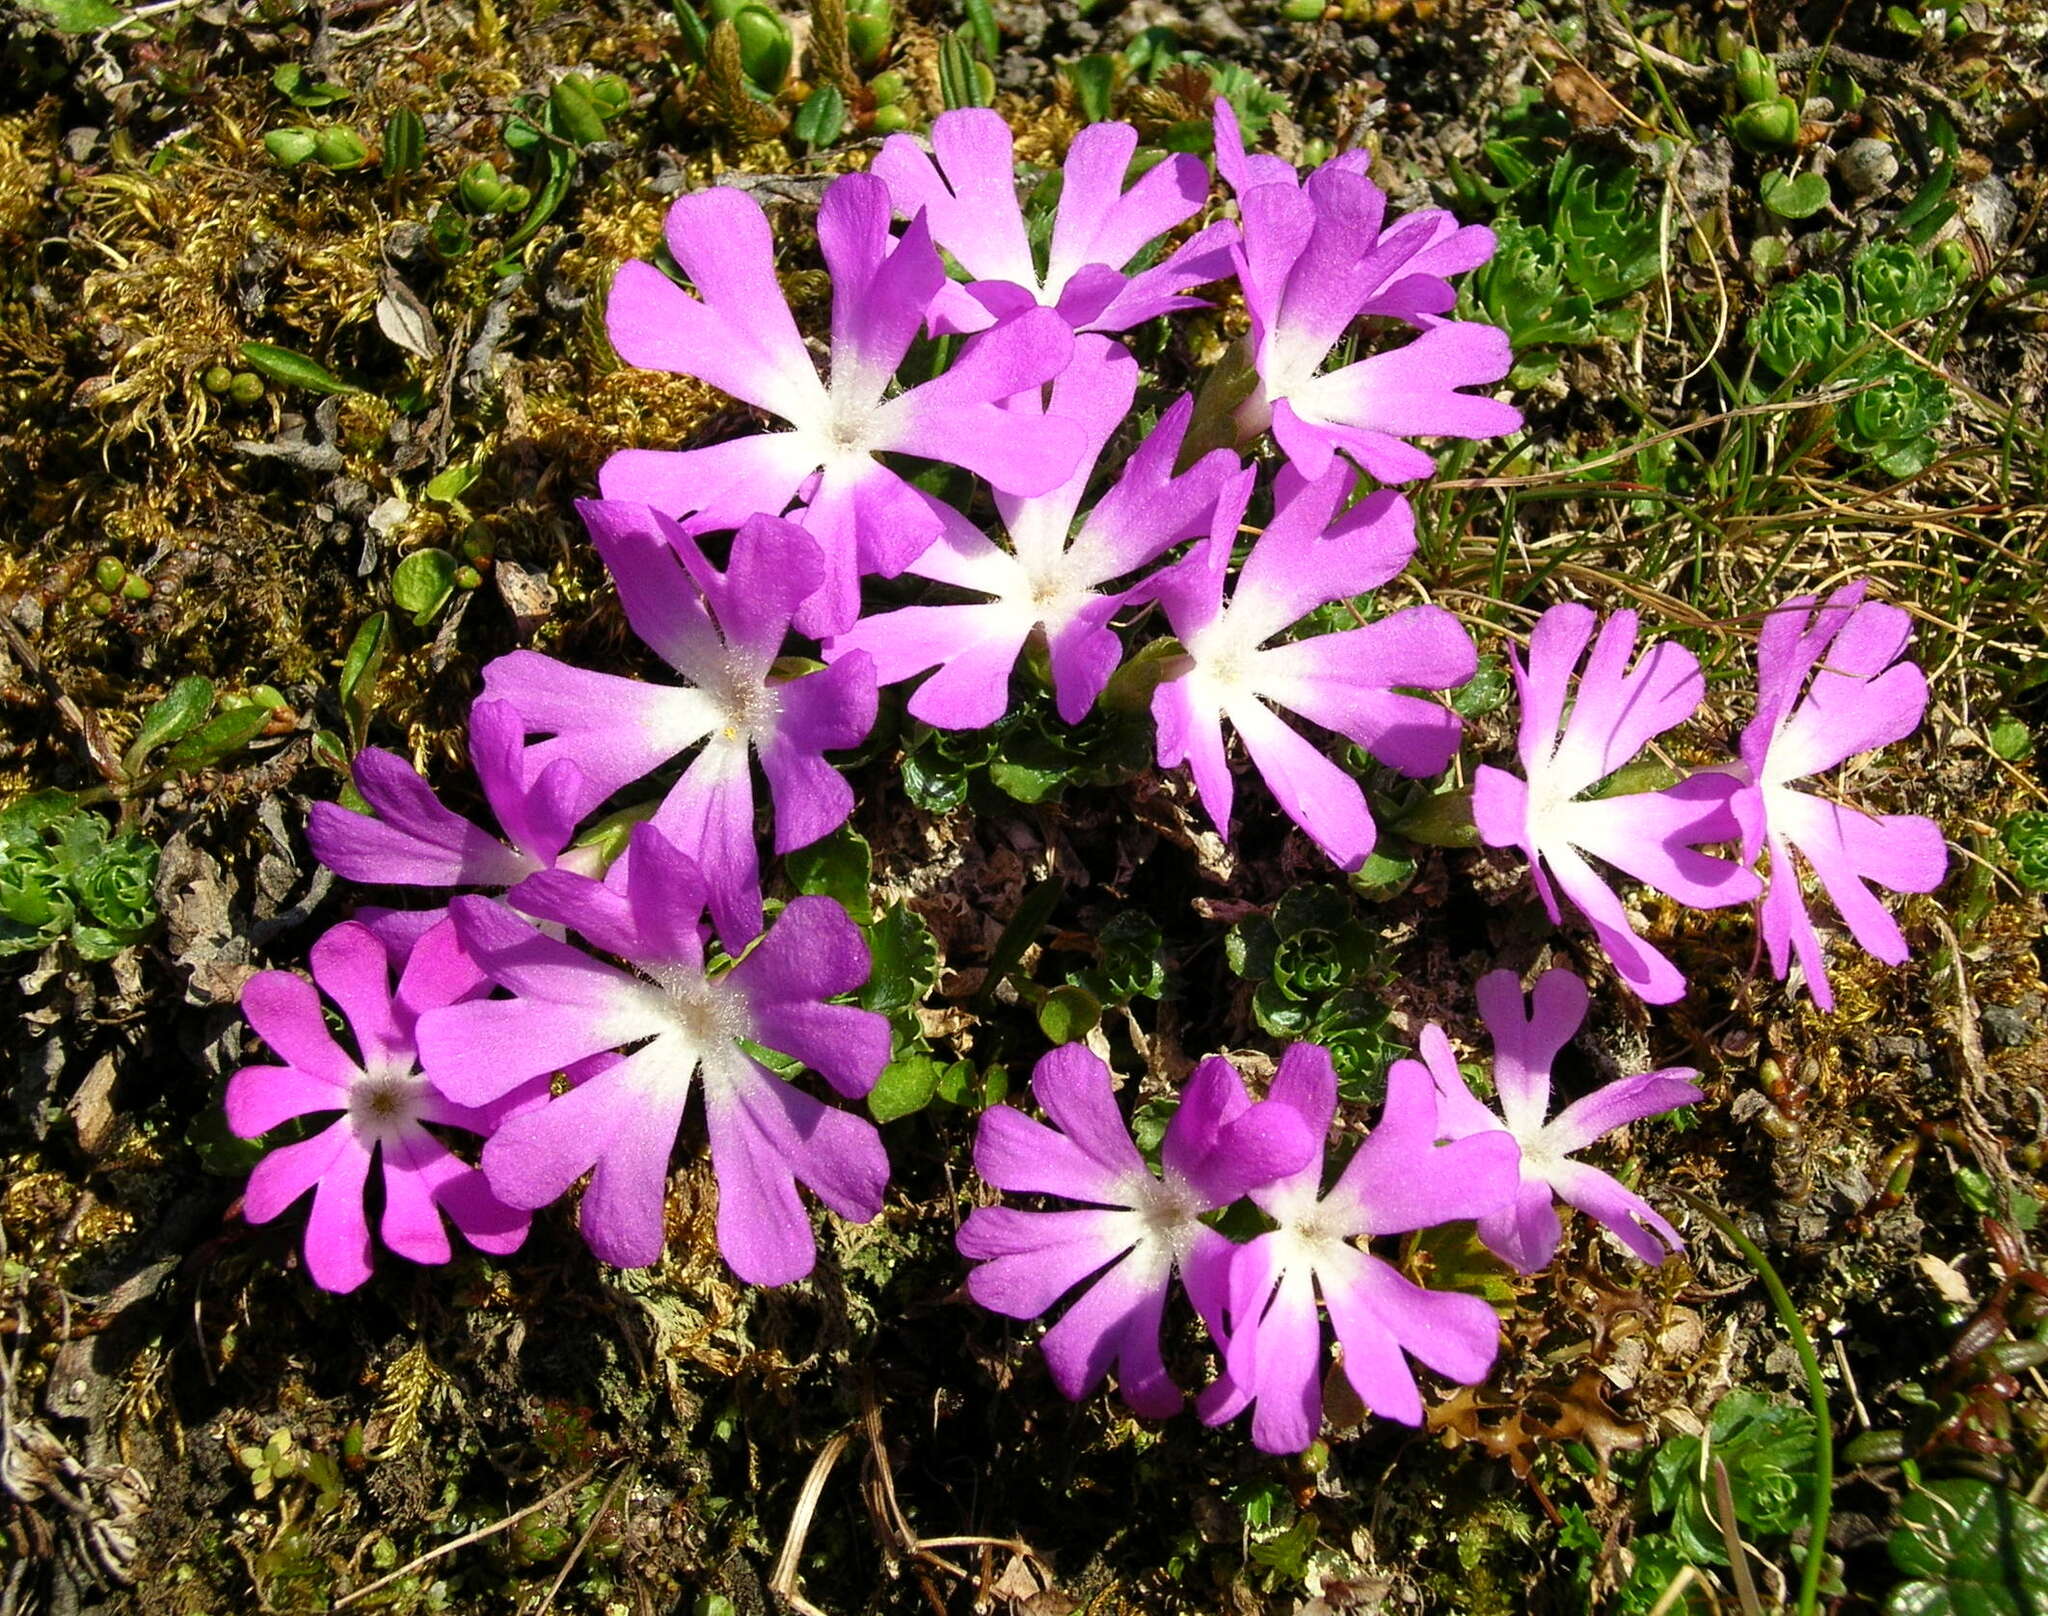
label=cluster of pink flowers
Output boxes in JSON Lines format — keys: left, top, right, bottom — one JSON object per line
{"left": 962, "top": 968, "right": 1701, "bottom": 1454}
{"left": 224, "top": 100, "right": 1947, "bottom": 1453}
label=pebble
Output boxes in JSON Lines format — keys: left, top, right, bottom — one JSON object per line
{"left": 1835, "top": 138, "right": 1899, "bottom": 196}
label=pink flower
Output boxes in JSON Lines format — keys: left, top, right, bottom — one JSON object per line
{"left": 1198, "top": 1044, "right": 1518, "bottom": 1454}
{"left": 872, "top": 109, "right": 1238, "bottom": 336}
{"left": 1148, "top": 463, "right": 1475, "bottom": 869}
{"left": 958, "top": 1045, "right": 1315, "bottom": 1417}
{"left": 1732, "top": 584, "right": 1948, "bottom": 1009}
{"left": 1216, "top": 103, "right": 1517, "bottom": 483}
{"left": 307, "top": 697, "right": 596, "bottom": 905}
{"left": 1472, "top": 604, "right": 1762, "bottom": 1004}
{"left": 824, "top": 334, "right": 1238, "bottom": 729}
{"left": 415, "top": 824, "right": 890, "bottom": 1286}
{"left": 600, "top": 174, "right": 1086, "bottom": 635}
{"left": 227, "top": 919, "right": 532, "bottom": 1292}
{"left": 481, "top": 506, "right": 876, "bottom": 945}
{"left": 1420, "top": 969, "right": 1700, "bottom": 1271}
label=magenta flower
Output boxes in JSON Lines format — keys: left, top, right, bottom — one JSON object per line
{"left": 1148, "top": 463, "right": 1475, "bottom": 869}
{"left": 1472, "top": 604, "right": 1763, "bottom": 1004}
{"left": 825, "top": 334, "right": 1238, "bottom": 729}
{"left": 1198, "top": 1044, "right": 1517, "bottom": 1455}
{"left": 872, "top": 109, "right": 1238, "bottom": 337}
{"left": 957, "top": 1045, "right": 1315, "bottom": 1417}
{"left": 600, "top": 174, "right": 1085, "bottom": 635}
{"left": 1731, "top": 584, "right": 1948, "bottom": 1009}
{"left": 1211, "top": 96, "right": 1368, "bottom": 196}
{"left": 1223, "top": 146, "right": 1517, "bottom": 482}
{"left": 415, "top": 823, "right": 890, "bottom": 1286}
{"left": 482, "top": 506, "right": 876, "bottom": 945}
{"left": 227, "top": 918, "right": 532, "bottom": 1292}
{"left": 1420, "top": 969, "right": 1700, "bottom": 1271}
{"left": 307, "top": 698, "right": 594, "bottom": 905}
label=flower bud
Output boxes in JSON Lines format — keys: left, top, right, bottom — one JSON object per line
{"left": 1731, "top": 96, "right": 1798, "bottom": 152}
{"left": 93, "top": 556, "right": 125, "bottom": 592}
{"left": 313, "top": 125, "right": 370, "bottom": 169}
{"left": 458, "top": 159, "right": 504, "bottom": 213}
{"left": 870, "top": 103, "right": 912, "bottom": 134}
{"left": 869, "top": 69, "right": 906, "bottom": 105}
{"left": 202, "top": 364, "right": 235, "bottom": 394}
{"left": 453, "top": 564, "right": 484, "bottom": 591}
{"left": 1734, "top": 46, "right": 1776, "bottom": 106}
{"left": 85, "top": 591, "right": 114, "bottom": 619}
{"left": 731, "top": 5, "right": 792, "bottom": 93}
{"left": 229, "top": 372, "right": 266, "bottom": 405}
{"left": 120, "top": 573, "right": 153, "bottom": 602}
{"left": 589, "top": 73, "right": 631, "bottom": 114}
{"left": 495, "top": 182, "right": 533, "bottom": 215}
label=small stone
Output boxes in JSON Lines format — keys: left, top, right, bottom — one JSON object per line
{"left": 1835, "top": 138, "right": 1899, "bottom": 196}
{"left": 1981, "top": 1002, "right": 2034, "bottom": 1049}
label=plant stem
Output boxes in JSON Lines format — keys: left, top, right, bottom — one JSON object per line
{"left": 1676, "top": 1191, "right": 1833, "bottom": 1616}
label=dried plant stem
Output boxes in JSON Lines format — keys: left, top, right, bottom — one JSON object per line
{"left": 332, "top": 1467, "right": 595, "bottom": 1609}
{"left": 1677, "top": 1193, "right": 1832, "bottom": 1616}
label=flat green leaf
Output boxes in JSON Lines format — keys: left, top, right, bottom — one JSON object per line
{"left": 1065, "top": 54, "right": 1115, "bottom": 122}
{"left": 25, "top": 0, "right": 124, "bottom": 31}
{"left": 785, "top": 826, "right": 872, "bottom": 923}
{"left": 791, "top": 82, "right": 845, "bottom": 150}
{"left": 1036, "top": 984, "right": 1100, "bottom": 1046}
{"left": 1887, "top": 1479, "right": 2048, "bottom": 1615}
{"left": 867, "top": 1051, "right": 940, "bottom": 1123}
{"left": 859, "top": 903, "right": 938, "bottom": 1016}
{"left": 1761, "top": 169, "right": 1831, "bottom": 220}
{"left": 239, "top": 341, "right": 357, "bottom": 396}
{"left": 162, "top": 704, "right": 274, "bottom": 772}
{"left": 392, "top": 548, "right": 460, "bottom": 625}
{"left": 423, "top": 462, "right": 479, "bottom": 503}
{"left": 340, "top": 611, "right": 389, "bottom": 713}
{"left": 122, "top": 676, "right": 215, "bottom": 777}
{"left": 548, "top": 74, "right": 608, "bottom": 145}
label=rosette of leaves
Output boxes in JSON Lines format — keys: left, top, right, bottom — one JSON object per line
{"left": 1837, "top": 352, "right": 1949, "bottom": 479}
{"left": 1642, "top": 1391, "right": 1817, "bottom": 1569}
{"left": 1066, "top": 910, "right": 1166, "bottom": 1008}
{"left": 1749, "top": 272, "right": 1855, "bottom": 380}
{"left": 899, "top": 696, "right": 1151, "bottom": 813}
{"left": 1226, "top": 886, "right": 1380, "bottom": 1041}
{"left": 0, "top": 794, "right": 162, "bottom": 959}
{"left": 1458, "top": 142, "right": 1657, "bottom": 382}
{"left": 1852, "top": 241, "right": 1956, "bottom": 329}
{"left": 2001, "top": 811, "right": 2048, "bottom": 893}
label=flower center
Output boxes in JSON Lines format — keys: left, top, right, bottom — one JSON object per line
{"left": 643, "top": 964, "right": 748, "bottom": 1049}
{"left": 348, "top": 1068, "right": 429, "bottom": 1141}
{"left": 710, "top": 650, "right": 783, "bottom": 746}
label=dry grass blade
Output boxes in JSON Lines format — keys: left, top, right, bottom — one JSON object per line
{"left": 331, "top": 1468, "right": 595, "bottom": 1609}
{"left": 770, "top": 1429, "right": 855, "bottom": 1616}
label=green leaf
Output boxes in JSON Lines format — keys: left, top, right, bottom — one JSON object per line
{"left": 239, "top": 341, "right": 357, "bottom": 396}
{"left": 382, "top": 107, "right": 427, "bottom": 176}
{"left": 901, "top": 744, "right": 970, "bottom": 813}
{"left": 1760, "top": 169, "right": 1831, "bottom": 220}
{"left": 867, "top": 1051, "right": 940, "bottom": 1122}
{"left": 548, "top": 74, "right": 609, "bottom": 145}
{"left": 423, "top": 462, "right": 479, "bottom": 504}
{"left": 987, "top": 756, "right": 1065, "bottom": 803}
{"left": 24, "top": 0, "right": 124, "bottom": 32}
{"left": 961, "top": 0, "right": 998, "bottom": 58}
{"left": 272, "top": 62, "right": 351, "bottom": 107}
{"left": 1225, "top": 915, "right": 1278, "bottom": 981}
{"left": 1895, "top": 162, "right": 1955, "bottom": 244}
{"left": 858, "top": 903, "right": 938, "bottom": 1016}
{"left": 784, "top": 826, "right": 872, "bottom": 923}
{"left": 1036, "top": 984, "right": 1100, "bottom": 1046}
{"left": 0, "top": 790, "right": 79, "bottom": 851}
{"left": 502, "top": 142, "right": 576, "bottom": 254}
{"left": 791, "top": 82, "right": 845, "bottom": 150}
{"left": 1065, "top": 54, "right": 1115, "bottom": 122}
{"left": 340, "top": 612, "right": 390, "bottom": 715}
{"left": 161, "top": 704, "right": 274, "bottom": 772}
{"left": 1886, "top": 1479, "right": 2048, "bottom": 1615}
{"left": 122, "top": 676, "right": 216, "bottom": 778}
{"left": 391, "top": 548, "right": 461, "bottom": 625}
